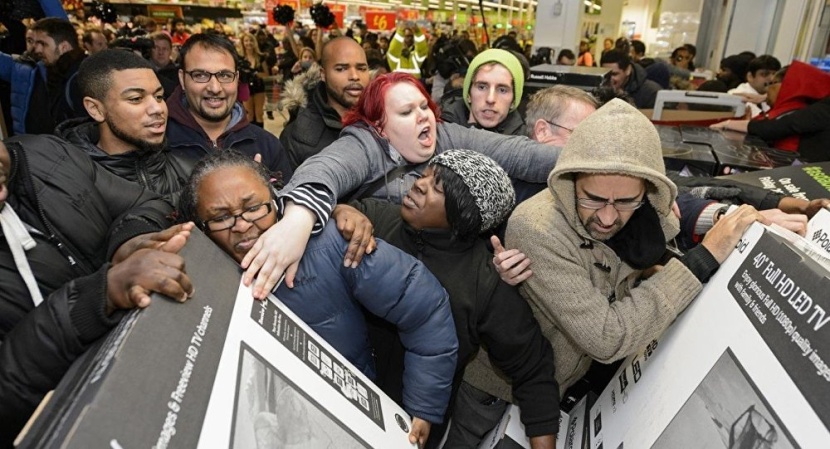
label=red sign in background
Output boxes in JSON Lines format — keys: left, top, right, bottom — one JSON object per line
{"left": 365, "top": 11, "right": 396, "bottom": 31}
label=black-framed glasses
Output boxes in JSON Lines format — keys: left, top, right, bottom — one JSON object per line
{"left": 200, "top": 201, "right": 273, "bottom": 232}
{"left": 577, "top": 197, "right": 645, "bottom": 211}
{"left": 184, "top": 69, "right": 238, "bottom": 84}
{"left": 545, "top": 120, "right": 573, "bottom": 133}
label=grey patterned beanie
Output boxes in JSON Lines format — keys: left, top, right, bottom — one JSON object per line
{"left": 430, "top": 150, "right": 516, "bottom": 232}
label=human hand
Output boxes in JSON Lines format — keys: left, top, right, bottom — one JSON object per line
{"left": 759, "top": 208, "right": 807, "bottom": 236}
{"left": 671, "top": 201, "right": 681, "bottom": 219}
{"left": 732, "top": 91, "right": 767, "bottom": 104}
{"left": 702, "top": 205, "right": 769, "bottom": 263}
{"left": 241, "top": 202, "right": 315, "bottom": 298}
{"left": 491, "top": 235, "right": 532, "bottom": 286}
{"left": 106, "top": 248, "right": 194, "bottom": 314}
{"left": 111, "top": 222, "right": 194, "bottom": 263}
{"left": 529, "top": 434, "right": 556, "bottom": 449}
{"left": 778, "top": 197, "right": 830, "bottom": 218}
{"left": 332, "top": 204, "right": 377, "bottom": 268}
{"left": 409, "top": 417, "right": 430, "bottom": 448}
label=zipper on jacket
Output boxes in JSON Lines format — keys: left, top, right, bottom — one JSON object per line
{"left": 135, "top": 159, "right": 150, "bottom": 189}
{"left": 414, "top": 231, "right": 426, "bottom": 260}
{"left": 21, "top": 149, "right": 93, "bottom": 274}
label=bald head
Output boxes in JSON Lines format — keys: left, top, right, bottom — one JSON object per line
{"left": 319, "top": 37, "right": 370, "bottom": 118}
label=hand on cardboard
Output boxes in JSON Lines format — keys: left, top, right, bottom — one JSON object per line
{"left": 529, "top": 434, "right": 557, "bottom": 449}
{"left": 111, "top": 222, "right": 194, "bottom": 263}
{"left": 702, "top": 205, "right": 770, "bottom": 263}
{"left": 241, "top": 201, "right": 315, "bottom": 298}
{"left": 758, "top": 208, "right": 808, "bottom": 236}
{"left": 409, "top": 417, "right": 430, "bottom": 448}
{"left": 778, "top": 197, "right": 830, "bottom": 218}
{"left": 332, "top": 204, "right": 377, "bottom": 268}
{"left": 106, "top": 248, "right": 194, "bottom": 314}
{"left": 491, "top": 235, "right": 532, "bottom": 286}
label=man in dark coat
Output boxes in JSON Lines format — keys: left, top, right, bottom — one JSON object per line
{"left": 0, "top": 137, "right": 193, "bottom": 445}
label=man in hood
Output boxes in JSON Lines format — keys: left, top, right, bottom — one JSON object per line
{"left": 504, "top": 99, "right": 766, "bottom": 392}
{"left": 440, "top": 48, "right": 526, "bottom": 135}
{"left": 600, "top": 49, "right": 662, "bottom": 109}
{"left": 279, "top": 37, "right": 370, "bottom": 169}
{"left": 165, "top": 33, "right": 292, "bottom": 183}
{"left": 57, "top": 49, "right": 194, "bottom": 201}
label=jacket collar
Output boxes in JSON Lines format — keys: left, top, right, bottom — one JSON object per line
{"left": 401, "top": 221, "right": 476, "bottom": 254}
{"left": 311, "top": 81, "right": 345, "bottom": 130}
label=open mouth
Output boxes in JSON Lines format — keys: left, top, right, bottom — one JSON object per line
{"left": 204, "top": 97, "right": 226, "bottom": 107}
{"left": 417, "top": 127, "right": 433, "bottom": 146}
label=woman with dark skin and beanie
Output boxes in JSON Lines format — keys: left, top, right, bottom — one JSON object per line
{"left": 334, "top": 150, "right": 559, "bottom": 449}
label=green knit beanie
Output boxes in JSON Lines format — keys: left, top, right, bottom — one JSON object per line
{"left": 463, "top": 49, "right": 525, "bottom": 111}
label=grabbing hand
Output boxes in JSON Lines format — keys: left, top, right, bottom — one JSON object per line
{"left": 702, "top": 205, "right": 769, "bottom": 263}
{"left": 491, "top": 235, "right": 532, "bottom": 286}
{"left": 409, "top": 417, "right": 431, "bottom": 448}
{"left": 332, "top": 204, "right": 377, "bottom": 268}
{"left": 111, "top": 222, "right": 194, "bottom": 263}
{"left": 241, "top": 202, "right": 315, "bottom": 298}
{"left": 106, "top": 248, "right": 194, "bottom": 314}
{"left": 759, "top": 208, "right": 808, "bottom": 236}
{"left": 778, "top": 197, "right": 830, "bottom": 218}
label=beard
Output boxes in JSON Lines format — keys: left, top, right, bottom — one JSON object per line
{"left": 326, "top": 84, "right": 361, "bottom": 111}
{"left": 106, "top": 115, "right": 167, "bottom": 154}
{"left": 582, "top": 213, "right": 624, "bottom": 241}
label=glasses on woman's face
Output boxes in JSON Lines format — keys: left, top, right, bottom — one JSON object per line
{"left": 201, "top": 201, "right": 273, "bottom": 232}
{"left": 184, "top": 69, "right": 238, "bottom": 84}
{"left": 577, "top": 197, "right": 644, "bottom": 211}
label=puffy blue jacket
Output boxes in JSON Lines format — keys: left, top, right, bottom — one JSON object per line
{"left": 0, "top": 56, "right": 43, "bottom": 135}
{"left": 274, "top": 223, "right": 458, "bottom": 423}
{"left": 0, "top": 0, "right": 68, "bottom": 135}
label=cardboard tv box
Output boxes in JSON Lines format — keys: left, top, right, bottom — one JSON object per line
{"left": 20, "top": 231, "right": 419, "bottom": 449}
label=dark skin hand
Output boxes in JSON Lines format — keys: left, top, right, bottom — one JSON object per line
{"left": 332, "top": 204, "right": 378, "bottom": 267}
{"left": 105, "top": 247, "right": 194, "bottom": 314}
{"left": 778, "top": 197, "right": 830, "bottom": 218}
{"left": 111, "top": 222, "right": 195, "bottom": 264}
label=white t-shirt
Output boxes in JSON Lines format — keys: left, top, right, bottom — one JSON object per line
{"left": 728, "top": 82, "right": 770, "bottom": 118}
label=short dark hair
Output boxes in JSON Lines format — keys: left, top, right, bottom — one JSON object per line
{"left": 77, "top": 49, "right": 155, "bottom": 100}
{"left": 82, "top": 28, "right": 104, "bottom": 45}
{"left": 172, "top": 18, "right": 186, "bottom": 28}
{"left": 748, "top": 55, "right": 782, "bottom": 76}
{"left": 683, "top": 43, "right": 697, "bottom": 57}
{"left": 32, "top": 18, "right": 79, "bottom": 50}
{"left": 179, "top": 149, "right": 273, "bottom": 227}
{"left": 432, "top": 165, "right": 481, "bottom": 241}
{"left": 630, "top": 40, "right": 646, "bottom": 56}
{"left": 600, "top": 49, "right": 630, "bottom": 70}
{"left": 179, "top": 32, "right": 238, "bottom": 71}
{"left": 556, "top": 49, "right": 575, "bottom": 63}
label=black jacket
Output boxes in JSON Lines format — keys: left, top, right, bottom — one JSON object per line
{"left": 56, "top": 118, "right": 196, "bottom": 203}
{"left": 748, "top": 97, "right": 830, "bottom": 162}
{"left": 625, "top": 63, "right": 662, "bottom": 109}
{"left": 279, "top": 81, "right": 344, "bottom": 170}
{"left": 354, "top": 199, "right": 560, "bottom": 440}
{"left": 440, "top": 90, "right": 526, "bottom": 136}
{"left": 24, "top": 48, "right": 87, "bottom": 135}
{"left": 0, "top": 134, "right": 172, "bottom": 444}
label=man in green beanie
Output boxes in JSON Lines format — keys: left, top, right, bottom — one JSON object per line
{"left": 441, "top": 48, "right": 526, "bottom": 135}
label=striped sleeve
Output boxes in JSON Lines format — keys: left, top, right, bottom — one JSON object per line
{"left": 277, "top": 184, "right": 335, "bottom": 234}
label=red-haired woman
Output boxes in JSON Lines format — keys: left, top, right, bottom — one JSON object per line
{"left": 240, "top": 72, "right": 558, "bottom": 297}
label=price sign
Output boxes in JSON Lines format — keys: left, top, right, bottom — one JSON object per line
{"left": 365, "top": 11, "right": 396, "bottom": 31}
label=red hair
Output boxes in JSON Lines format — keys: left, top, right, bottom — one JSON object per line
{"left": 342, "top": 72, "right": 441, "bottom": 130}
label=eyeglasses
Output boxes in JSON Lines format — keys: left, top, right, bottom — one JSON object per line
{"left": 200, "top": 201, "right": 274, "bottom": 232}
{"left": 577, "top": 197, "right": 645, "bottom": 211}
{"left": 184, "top": 69, "right": 238, "bottom": 84}
{"left": 545, "top": 120, "right": 573, "bottom": 133}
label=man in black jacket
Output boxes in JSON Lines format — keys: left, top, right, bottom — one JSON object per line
{"left": 334, "top": 150, "right": 559, "bottom": 449}
{"left": 0, "top": 138, "right": 194, "bottom": 445}
{"left": 601, "top": 49, "right": 662, "bottom": 109}
{"left": 279, "top": 37, "right": 370, "bottom": 169}
{"left": 56, "top": 49, "right": 195, "bottom": 201}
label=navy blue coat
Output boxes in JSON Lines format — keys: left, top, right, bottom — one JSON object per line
{"left": 274, "top": 223, "right": 458, "bottom": 423}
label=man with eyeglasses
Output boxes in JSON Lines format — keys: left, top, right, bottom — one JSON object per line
{"left": 166, "top": 33, "right": 293, "bottom": 183}
{"left": 482, "top": 99, "right": 764, "bottom": 394}
{"left": 178, "top": 149, "right": 458, "bottom": 448}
